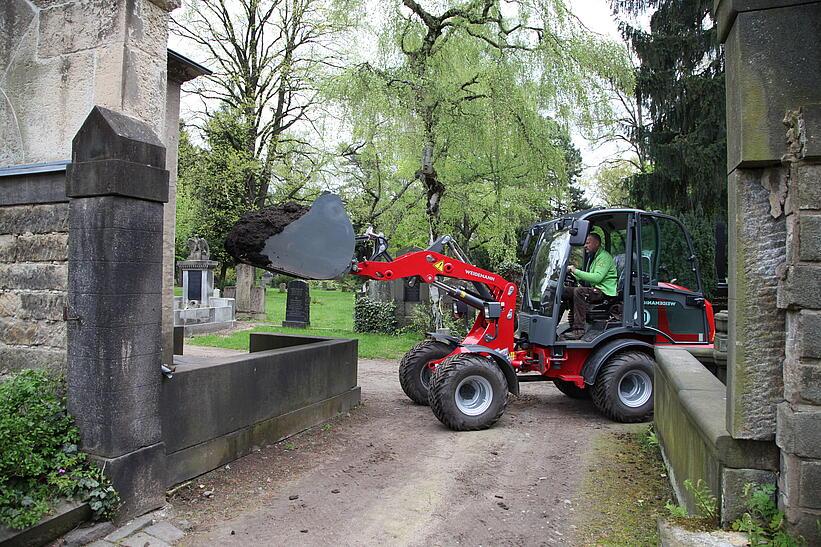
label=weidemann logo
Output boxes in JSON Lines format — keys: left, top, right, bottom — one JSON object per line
{"left": 465, "top": 269, "right": 495, "bottom": 281}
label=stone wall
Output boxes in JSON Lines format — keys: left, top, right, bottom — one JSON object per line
{"left": 0, "top": 0, "right": 176, "bottom": 166}
{"left": 775, "top": 106, "right": 821, "bottom": 539}
{"left": 0, "top": 188, "right": 68, "bottom": 376}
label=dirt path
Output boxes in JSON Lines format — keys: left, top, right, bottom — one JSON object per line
{"left": 171, "top": 354, "right": 624, "bottom": 546}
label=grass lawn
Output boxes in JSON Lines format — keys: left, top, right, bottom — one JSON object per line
{"left": 187, "top": 288, "right": 420, "bottom": 360}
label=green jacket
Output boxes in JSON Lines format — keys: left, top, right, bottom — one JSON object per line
{"left": 573, "top": 248, "right": 618, "bottom": 297}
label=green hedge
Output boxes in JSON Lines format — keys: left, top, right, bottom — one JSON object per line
{"left": 0, "top": 370, "right": 119, "bottom": 529}
{"left": 354, "top": 297, "right": 398, "bottom": 334}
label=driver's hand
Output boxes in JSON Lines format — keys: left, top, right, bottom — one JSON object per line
{"left": 568, "top": 265, "right": 576, "bottom": 275}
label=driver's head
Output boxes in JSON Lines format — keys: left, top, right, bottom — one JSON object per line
{"left": 585, "top": 232, "right": 602, "bottom": 254}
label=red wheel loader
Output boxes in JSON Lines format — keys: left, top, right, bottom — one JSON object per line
{"left": 227, "top": 194, "right": 715, "bottom": 431}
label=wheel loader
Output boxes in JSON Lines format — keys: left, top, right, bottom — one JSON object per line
{"left": 226, "top": 193, "right": 715, "bottom": 431}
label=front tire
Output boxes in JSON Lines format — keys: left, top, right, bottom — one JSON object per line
{"left": 399, "top": 340, "right": 454, "bottom": 405}
{"left": 553, "top": 379, "right": 590, "bottom": 399}
{"left": 591, "top": 350, "right": 654, "bottom": 422}
{"left": 428, "top": 354, "right": 508, "bottom": 431}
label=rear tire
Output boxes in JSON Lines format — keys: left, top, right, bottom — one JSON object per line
{"left": 399, "top": 340, "right": 454, "bottom": 405}
{"left": 591, "top": 350, "right": 654, "bottom": 423}
{"left": 553, "top": 379, "right": 590, "bottom": 399}
{"left": 428, "top": 354, "right": 508, "bottom": 431}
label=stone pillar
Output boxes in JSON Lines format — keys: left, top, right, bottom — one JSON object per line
{"left": 65, "top": 107, "right": 169, "bottom": 521}
{"left": 714, "top": 0, "right": 821, "bottom": 540}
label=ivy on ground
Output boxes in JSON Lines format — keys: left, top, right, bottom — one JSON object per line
{"left": 0, "top": 370, "right": 119, "bottom": 530}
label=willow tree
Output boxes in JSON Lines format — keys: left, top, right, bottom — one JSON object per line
{"left": 335, "top": 0, "right": 630, "bottom": 265}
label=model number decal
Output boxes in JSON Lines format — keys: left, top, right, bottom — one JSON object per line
{"left": 645, "top": 300, "right": 676, "bottom": 307}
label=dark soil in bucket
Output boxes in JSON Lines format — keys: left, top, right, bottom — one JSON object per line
{"left": 225, "top": 202, "right": 309, "bottom": 268}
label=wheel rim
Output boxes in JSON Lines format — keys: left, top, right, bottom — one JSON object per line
{"left": 618, "top": 369, "right": 652, "bottom": 408}
{"left": 420, "top": 364, "right": 433, "bottom": 389}
{"left": 455, "top": 375, "right": 493, "bottom": 416}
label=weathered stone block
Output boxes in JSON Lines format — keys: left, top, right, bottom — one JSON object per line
{"left": 70, "top": 106, "right": 166, "bottom": 168}
{"left": 0, "top": 345, "right": 66, "bottom": 375}
{"left": 66, "top": 160, "right": 169, "bottom": 203}
{"left": 68, "top": 259, "right": 163, "bottom": 296}
{"left": 67, "top": 321, "right": 161, "bottom": 361}
{"left": 798, "top": 461, "right": 821, "bottom": 508}
{"left": 713, "top": 0, "right": 816, "bottom": 42}
{"left": 0, "top": 318, "right": 66, "bottom": 347}
{"left": 776, "top": 403, "right": 821, "bottom": 459}
{"left": 793, "top": 163, "right": 821, "bottom": 211}
{"left": 66, "top": 352, "right": 162, "bottom": 395}
{"left": 89, "top": 442, "right": 166, "bottom": 523}
{"left": 0, "top": 263, "right": 67, "bottom": 290}
{"left": 0, "top": 203, "right": 69, "bottom": 234}
{"left": 14, "top": 233, "right": 68, "bottom": 262}
{"left": 0, "top": 0, "right": 35, "bottom": 69}
{"left": 723, "top": 4, "right": 821, "bottom": 170}
{"left": 727, "top": 168, "right": 786, "bottom": 439}
{"left": 68, "top": 196, "right": 162, "bottom": 231}
{"left": 69, "top": 383, "right": 162, "bottom": 457}
{"left": 797, "top": 310, "right": 821, "bottom": 360}
{"left": 721, "top": 468, "right": 776, "bottom": 526}
{"left": 0, "top": 291, "right": 21, "bottom": 316}
{"left": 799, "top": 213, "right": 821, "bottom": 262}
{"left": 66, "top": 292, "right": 160, "bottom": 328}
{"left": 37, "top": 1, "right": 125, "bottom": 58}
{"left": 783, "top": 361, "right": 821, "bottom": 405}
{"left": 779, "top": 263, "right": 821, "bottom": 309}
{"left": 69, "top": 227, "right": 162, "bottom": 264}
{"left": 18, "top": 292, "right": 65, "bottom": 321}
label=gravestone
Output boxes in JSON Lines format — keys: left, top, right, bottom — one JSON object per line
{"left": 283, "top": 280, "right": 310, "bottom": 328}
{"left": 279, "top": 282, "right": 286, "bottom": 293}
{"left": 261, "top": 271, "right": 274, "bottom": 288}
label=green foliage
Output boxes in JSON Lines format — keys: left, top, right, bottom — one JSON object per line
{"left": 0, "top": 370, "right": 119, "bottom": 529}
{"left": 176, "top": 111, "right": 262, "bottom": 271}
{"left": 403, "top": 300, "right": 465, "bottom": 340}
{"left": 332, "top": 0, "right": 631, "bottom": 260}
{"left": 685, "top": 479, "right": 718, "bottom": 521}
{"left": 354, "top": 297, "right": 398, "bottom": 334}
{"left": 665, "top": 500, "right": 689, "bottom": 519}
{"left": 640, "top": 425, "right": 660, "bottom": 451}
{"left": 732, "top": 483, "right": 805, "bottom": 546}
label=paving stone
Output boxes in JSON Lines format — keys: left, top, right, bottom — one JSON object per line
{"left": 62, "top": 521, "right": 116, "bottom": 547}
{"left": 142, "top": 521, "right": 185, "bottom": 543}
{"left": 104, "top": 514, "right": 155, "bottom": 542}
{"left": 121, "top": 531, "right": 171, "bottom": 547}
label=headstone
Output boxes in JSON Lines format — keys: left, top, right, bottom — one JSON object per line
{"left": 177, "top": 236, "right": 218, "bottom": 307}
{"left": 279, "top": 283, "right": 286, "bottom": 293}
{"left": 261, "top": 271, "right": 274, "bottom": 288}
{"left": 404, "top": 279, "right": 420, "bottom": 302}
{"left": 283, "top": 280, "right": 310, "bottom": 328}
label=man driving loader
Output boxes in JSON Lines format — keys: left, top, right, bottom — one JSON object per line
{"left": 561, "top": 232, "right": 618, "bottom": 340}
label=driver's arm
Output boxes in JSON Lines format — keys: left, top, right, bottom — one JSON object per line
{"left": 573, "top": 254, "right": 614, "bottom": 285}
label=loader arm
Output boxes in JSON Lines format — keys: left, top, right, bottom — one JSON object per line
{"left": 353, "top": 251, "right": 518, "bottom": 353}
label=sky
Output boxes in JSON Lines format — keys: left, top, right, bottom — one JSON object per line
{"left": 169, "top": 0, "right": 632, "bottom": 195}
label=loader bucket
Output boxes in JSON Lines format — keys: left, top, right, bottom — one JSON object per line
{"left": 225, "top": 193, "right": 355, "bottom": 280}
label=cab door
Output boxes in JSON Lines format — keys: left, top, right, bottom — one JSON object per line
{"left": 638, "top": 214, "right": 710, "bottom": 344}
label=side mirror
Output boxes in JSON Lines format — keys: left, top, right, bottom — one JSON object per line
{"left": 569, "top": 219, "right": 590, "bottom": 246}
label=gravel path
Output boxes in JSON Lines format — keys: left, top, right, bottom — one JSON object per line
{"left": 172, "top": 352, "right": 624, "bottom": 546}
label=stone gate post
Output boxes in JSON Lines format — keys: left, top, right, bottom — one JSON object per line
{"left": 65, "top": 106, "right": 169, "bottom": 520}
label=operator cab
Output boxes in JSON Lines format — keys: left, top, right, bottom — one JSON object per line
{"left": 518, "top": 210, "right": 712, "bottom": 348}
